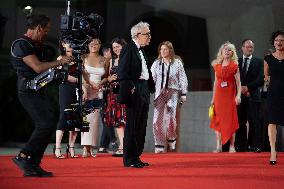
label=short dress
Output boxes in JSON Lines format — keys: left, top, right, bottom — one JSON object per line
{"left": 103, "top": 65, "right": 126, "bottom": 128}
{"left": 264, "top": 54, "right": 284, "bottom": 126}
{"left": 210, "top": 61, "right": 239, "bottom": 144}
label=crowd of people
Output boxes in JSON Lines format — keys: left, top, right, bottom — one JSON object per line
{"left": 9, "top": 14, "right": 284, "bottom": 177}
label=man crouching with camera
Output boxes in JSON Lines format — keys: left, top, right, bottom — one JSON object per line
{"left": 10, "top": 14, "right": 72, "bottom": 177}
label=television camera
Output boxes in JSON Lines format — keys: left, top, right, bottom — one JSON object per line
{"left": 60, "top": 1, "right": 104, "bottom": 132}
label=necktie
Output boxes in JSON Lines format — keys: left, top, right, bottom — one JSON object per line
{"left": 242, "top": 57, "right": 249, "bottom": 77}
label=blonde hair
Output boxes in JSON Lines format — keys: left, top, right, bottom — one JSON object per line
{"left": 212, "top": 41, "right": 238, "bottom": 66}
{"left": 156, "top": 41, "right": 182, "bottom": 62}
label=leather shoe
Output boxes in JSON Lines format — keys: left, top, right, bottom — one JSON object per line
{"left": 12, "top": 155, "right": 53, "bottom": 177}
{"left": 32, "top": 165, "right": 53, "bottom": 177}
{"left": 138, "top": 159, "right": 149, "bottom": 166}
{"left": 125, "top": 163, "right": 143, "bottom": 168}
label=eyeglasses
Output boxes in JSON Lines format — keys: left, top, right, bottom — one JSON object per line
{"left": 138, "top": 32, "right": 151, "bottom": 37}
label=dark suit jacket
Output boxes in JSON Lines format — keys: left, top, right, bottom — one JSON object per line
{"left": 117, "top": 40, "right": 154, "bottom": 105}
{"left": 238, "top": 56, "right": 264, "bottom": 101}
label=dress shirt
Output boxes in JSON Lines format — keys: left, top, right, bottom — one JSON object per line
{"left": 133, "top": 39, "right": 149, "bottom": 80}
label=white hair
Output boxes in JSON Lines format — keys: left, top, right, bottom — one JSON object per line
{"left": 131, "top": 21, "right": 150, "bottom": 39}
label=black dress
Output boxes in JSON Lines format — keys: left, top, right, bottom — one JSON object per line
{"left": 57, "top": 63, "right": 78, "bottom": 130}
{"left": 264, "top": 54, "right": 284, "bottom": 126}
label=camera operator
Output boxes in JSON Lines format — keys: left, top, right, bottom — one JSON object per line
{"left": 10, "top": 14, "right": 72, "bottom": 177}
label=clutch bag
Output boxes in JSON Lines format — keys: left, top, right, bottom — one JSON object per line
{"left": 208, "top": 104, "right": 215, "bottom": 119}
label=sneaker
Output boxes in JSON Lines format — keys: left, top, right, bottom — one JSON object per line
{"left": 98, "top": 148, "right": 108, "bottom": 153}
{"left": 111, "top": 141, "right": 119, "bottom": 151}
{"left": 168, "top": 140, "right": 176, "bottom": 151}
{"left": 155, "top": 147, "right": 165, "bottom": 154}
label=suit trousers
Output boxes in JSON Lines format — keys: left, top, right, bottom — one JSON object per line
{"left": 236, "top": 96, "right": 262, "bottom": 151}
{"left": 18, "top": 89, "right": 57, "bottom": 165}
{"left": 123, "top": 80, "right": 150, "bottom": 166}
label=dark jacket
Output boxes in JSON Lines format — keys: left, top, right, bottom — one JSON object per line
{"left": 238, "top": 56, "right": 264, "bottom": 101}
{"left": 117, "top": 40, "right": 154, "bottom": 105}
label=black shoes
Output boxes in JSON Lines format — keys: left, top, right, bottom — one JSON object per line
{"left": 124, "top": 159, "right": 150, "bottom": 168}
{"left": 269, "top": 152, "right": 277, "bottom": 166}
{"left": 138, "top": 159, "right": 149, "bottom": 166}
{"left": 125, "top": 163, "right": 144, "bottom": 168}
{"left": 12, "top": 155, "right": 53, "bottom": 177}
{"left": 254, "top": 148, "right": 262, "bottom": 153}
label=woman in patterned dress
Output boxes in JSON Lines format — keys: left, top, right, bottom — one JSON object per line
{"left": 104, "top": 37, "right": 127, "bottom": 157}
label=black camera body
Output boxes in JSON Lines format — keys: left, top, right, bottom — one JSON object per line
{"left": 60, "top": 12, "right": 103, "bottom": 52}
{"left": 60, "top": 1, "right": 104, "bottom": 132}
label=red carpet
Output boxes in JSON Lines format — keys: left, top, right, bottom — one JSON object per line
{"left": 0, "top": 152, "right": 284, "bottom": 189}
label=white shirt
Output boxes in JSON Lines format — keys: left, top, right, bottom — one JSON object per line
{"left": 242, "top": 54, "right": 252, "bottom": 72}
{"left": 133, "top": 39, "right": 149, "bottom": 80}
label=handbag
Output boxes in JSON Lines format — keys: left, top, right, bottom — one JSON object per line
{"left": 208, "top": 104, "right": 215, "bottom": 119}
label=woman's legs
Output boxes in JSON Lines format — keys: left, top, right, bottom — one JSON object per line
{"left": 229, "top": 133, "right": 236, "bottom": 153}
{"left": 68, "top": 131, "right": 78, "bottom": 157}
{"left": 268, "top": 124, "right": 277, "bottom": 162}
{"left": 55, "top": 130, "right": 65, "bottom": 158}
{"left": 214, "top": 131, "right": 222, "bottom": 153}
{"left": 116, "top": 127, "right": 124, "bottom": 150}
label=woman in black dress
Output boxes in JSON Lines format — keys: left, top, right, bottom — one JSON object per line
{"left": 54, "top": 41, "right": 79, "bottom": 159}
{"left": 264, "top": 30, "right": 284, "bottom": 165}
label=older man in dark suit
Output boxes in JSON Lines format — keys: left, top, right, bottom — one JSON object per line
{"left": 235, "top": 39, "right": 264, "bottom": 152}
{"left": 118, "top": 21, "right": 154, "bottom": 168}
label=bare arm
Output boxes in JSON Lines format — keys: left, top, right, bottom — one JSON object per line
{"left": 211, "top": 72, "right": 217, "bottom": 105}
{"left": 264, "top": 60, "right": 270, "bottom": 81}
{"left": 23, "top": 54, "right": 71, "bottom": 73}
{"left": 234, "top": 68, "right": 242, "bottom": 105}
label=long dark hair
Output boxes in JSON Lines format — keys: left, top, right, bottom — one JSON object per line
{"left": 110, "top": 37, "right": 127, "bottom": 59}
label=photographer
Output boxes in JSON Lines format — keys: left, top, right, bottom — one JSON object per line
{"left": 10, "top": 14, "right": 72, "bottom": 177}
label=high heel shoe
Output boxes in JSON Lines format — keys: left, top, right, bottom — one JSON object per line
{"left": 53, "top": 145, "right": 65, "bottom": 159}
{"left": 66, "top": 145, "right": 79, "bottom": 158}
{"left": 269, "top": 152, "right": 277, "bottom": 165}
{"left": 112, "top": 149, "right": 123, "bottom": 157}
{"left": 213, "top": 147, "right": 222, "bottom": 153}
{"left": 82, "top": 146, "right": 91, "bottom": 158}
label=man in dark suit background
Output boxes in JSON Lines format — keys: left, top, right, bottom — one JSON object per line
{"left": 235, "top": 39, "right": 264, "bottom": 152}
{"left": 118, "top": 21, "right": 153, "bottom": 168}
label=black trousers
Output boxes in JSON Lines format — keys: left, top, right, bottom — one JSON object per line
{"left": 99, "top": 97, "right": 117, "bottom": 148}
{"left": 18, "top": 89, "right": 57, "bottom": 165}
{"left": 123, "top": 81, "right": 150, "bottom": 166}
{"left": 236, "top": 95, "right": 262, "bottom": 151}
{"left": 100, "top": 115, "right": 116, "bottom": 148}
